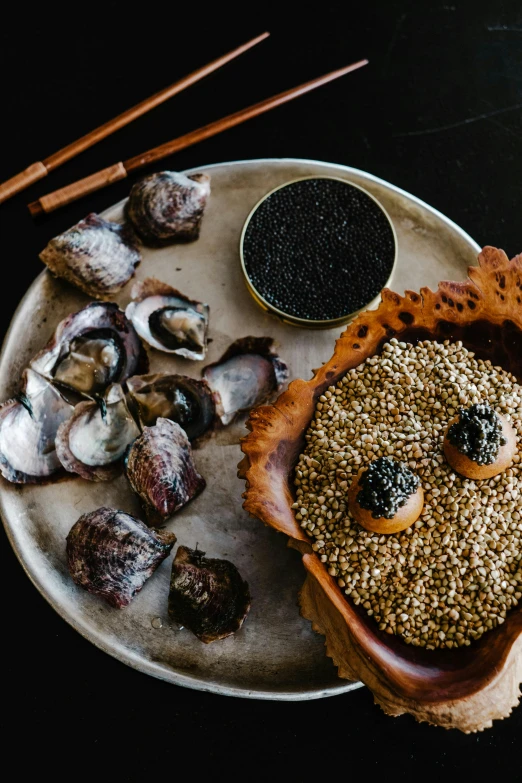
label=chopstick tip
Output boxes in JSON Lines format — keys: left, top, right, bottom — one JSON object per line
{"left": 28, "top": 199, "right": 44, "bottom": 218}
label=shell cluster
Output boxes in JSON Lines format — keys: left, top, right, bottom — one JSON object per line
{"left": 1, "top": 169, "right": 290, "bottom": 642}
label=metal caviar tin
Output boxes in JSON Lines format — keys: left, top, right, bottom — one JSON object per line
{"left": 240, "top": 176, "right": 398, "bottom": 329}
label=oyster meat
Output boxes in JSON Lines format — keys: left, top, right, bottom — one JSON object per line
{"left": 30, "top": 301, "right": 148, "bottom": 397}
{"left": 126, "top": 171, "right": 210, "bottom": 245}
{"left": 56, "top": 384, "right": 140, "bottom": 481}
{"left": 126, "top": 373, "right": 215, "bottom": 440}
{"left": 125, "top": 418, "right": 205, "bottom": 522}
{"left": 203, "top": 337, "right": 289, "bottom": 425}
{"left": 66, "top": 507, "right": 176, "bottom": 608}
{"left": 126, "top": 278, "right": 209, "bottom": 360}
{"left": 40, "top": 213, "right": 141, "bottom": 299}
{"left": 168, "top": 546, "right": 251, "bottom": 643}
{"left": 0, "top": 369, "right": 74, "bottom": 483}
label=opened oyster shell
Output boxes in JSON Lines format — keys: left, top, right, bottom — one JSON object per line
{"left": 168, "top": 546, "right": 251, "bottom": 643}
{"left": 39, "top": 213, "right": 141, "bottom": 299}
{"left": 66, "top": 507, "right": 176, "bottom": 608}
{"left": 30, "top": 301, "right": 148, "bottom": 397}
{"left": 125, "top": 417, "right": 206, "bottom": 522}
{"left": 126, "top": 171, "right": 210, "bottom": 245}
{"left": 126, "top": 278, "right": 209, "bottom": 360}
{"left": 126, "top": 373, "right": 216, "bottom": 440}
{"left": 0, "top": 369, "right": 74, "bottom": 483}
{"left": 55, "top": 384, "right": 140, "bottom": 481}
{"left": 203, "top": 336, "right": 288, "bottom": 425}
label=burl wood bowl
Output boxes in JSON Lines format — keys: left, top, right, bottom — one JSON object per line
{"left": 238, "top": 246, "right": 522, "bottom": 732}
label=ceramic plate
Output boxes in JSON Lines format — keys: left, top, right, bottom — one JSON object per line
{"left": 0, "top": 158, "right": 480, "bottom": 699}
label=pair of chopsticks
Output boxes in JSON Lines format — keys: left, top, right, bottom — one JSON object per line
{"left": 0, "top": 32, "right": 368, "bottom": 216}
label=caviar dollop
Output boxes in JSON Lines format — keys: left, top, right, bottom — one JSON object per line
{"left": 356, "top": 456, "right": 420, "bottom": 519}
{"left": 447, "top": 403, "right": 507, "bottom": 465}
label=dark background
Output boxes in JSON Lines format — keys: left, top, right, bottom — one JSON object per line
{"left": 1, "top": 1, "right": 521, "bottom": 776}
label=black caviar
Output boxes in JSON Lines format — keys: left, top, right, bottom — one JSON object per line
{"left": 242, "top": 178, "right": 396, "bottom": 321}
{"left": 356, "top": 457, "right": 420, "bottom": 519}
{"left": 447, "top": 403, "right": 507, "bottom": 465}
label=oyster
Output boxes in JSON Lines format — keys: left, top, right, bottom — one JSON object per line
{"left": 39, "top": 213, "right": 141, "bottom": 299}
{"left": 203, "top": 337, "right": 289, "bottom": 425}
{"left": 126, "top": 171, "right": 210, "bottom": 245}
{"left": 55, "top": 384, "right": 140, "bottom": 481}
{"left": 30, "top": 301, "right": 148, "bottom": 397}
{"left": 168, "top": 546, "right": 251, "bottom": 643}
{"left": 66, "top": 507, "right": 176, "bottom": 608}
{"left": 0, "top": 369, "right": 74, "bottom": 483}
{"left": 125, "top": 418, "right": 205, "bottom": 522}
{"left": 126, "top": 279, "right": 209, "bottom": 360}
{"left": 126, "top": 373, "right": 215, "bottom": 440}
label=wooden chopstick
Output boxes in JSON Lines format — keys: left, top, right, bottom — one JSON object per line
{"left": 0, "top": 32, "right": 269, "bottom": 206}
{"left": 28, "top": 59, "right": 369, "bottom": 217}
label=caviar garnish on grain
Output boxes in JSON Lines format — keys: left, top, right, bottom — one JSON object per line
{"left": 357, "top": 456, "right": 420, "bottom": 519}
{"left": 242, "top": 178, "right": 395, "bottom": 321}
{"left": 448, "top": 403, "right": 507, "bottom": 465}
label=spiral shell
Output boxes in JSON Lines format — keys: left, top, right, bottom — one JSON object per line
{"left": 125, "top": 418, "right": 206, "bottom": 522}
{"left": 40, "top": 213, "right": 141, "bottom": 298}
{"left": 66, "top": 507, "right": 176, "bottom": 608}
{"left": 168, "top": 546, "right": 251, "bottom": 643}
{"left": 126, "top": 171, "right": 210, "bottom": 245}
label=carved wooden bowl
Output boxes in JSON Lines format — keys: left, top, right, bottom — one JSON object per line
{"left": 238, "top": 247, "right": 522, "bottom": 732}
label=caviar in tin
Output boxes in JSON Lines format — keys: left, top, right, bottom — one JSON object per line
{"left": 447, "top": 403, "right": 507, "bottom": 465}
{"left": 356, "top": 456, "right": 420, "bottom": 519}
{"left": 242, "top": 178, "right": 395, "bottom": 321}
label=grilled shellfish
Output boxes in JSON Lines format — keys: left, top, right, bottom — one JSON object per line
{"left": 126, "top": 171, "right": 210, "bottom": 245}
{"left": 203, "top": 336, "right": 289, "bottom": 425}
{"left": 30, "top": 301, "right": 148, "bottom": 397}
{"left": 125, "top": 418, "right": 206, "bottom": 522}
{"left": 126, "top": 373, "right": 216, "bottom": 440}
{"left": 168, "top": 546, "right": 251, "bottom": 643}
{"left": 126, "top": 279, "right": 209, "bottom": 360}
{"left": 66, "top": 507, "right": 176, "bottom": 608}
{"left": 0, "top": 369, "right": 74, "bottom": 483}
{"left": 40, "top": 213, "right": 141, "bottom": 299}
{"left": 55, "top": 384, "right": 140, "bottom": 481}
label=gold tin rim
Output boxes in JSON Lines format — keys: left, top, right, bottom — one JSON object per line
{"left": 239, "top": 175, "right": 398, "bottom": 329}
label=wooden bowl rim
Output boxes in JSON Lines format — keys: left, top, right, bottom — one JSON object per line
{"left": 238, "top": 246, "right": 522, "bottom": 713}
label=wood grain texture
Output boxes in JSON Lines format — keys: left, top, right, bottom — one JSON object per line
{"left": 0, "top": 33, "right": 269, "bottom": 206}
{"left": 28, "top": 163, "right": 128, "bottom": 216}
{"left": 239, "top": 246, "right": 522, "bottom": 732}
{"left": 27, "top": 60, "right": 368, "bottom": 214}
{"left": 0, "top": 162, "right": 48, "bottom": 204}
{"left": 42, "top": 32, "right": 270, "bottom": 171}
{"left": 124, "top": 60, "right": 369, "bottom": 171}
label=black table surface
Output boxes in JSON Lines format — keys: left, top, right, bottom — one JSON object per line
{"left": 1, "top": 1, "right": 520, "bottom": 775}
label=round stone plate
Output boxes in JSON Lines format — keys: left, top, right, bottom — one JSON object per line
{"left": 0, "top": 158, "right": 480, "bottom": 700}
